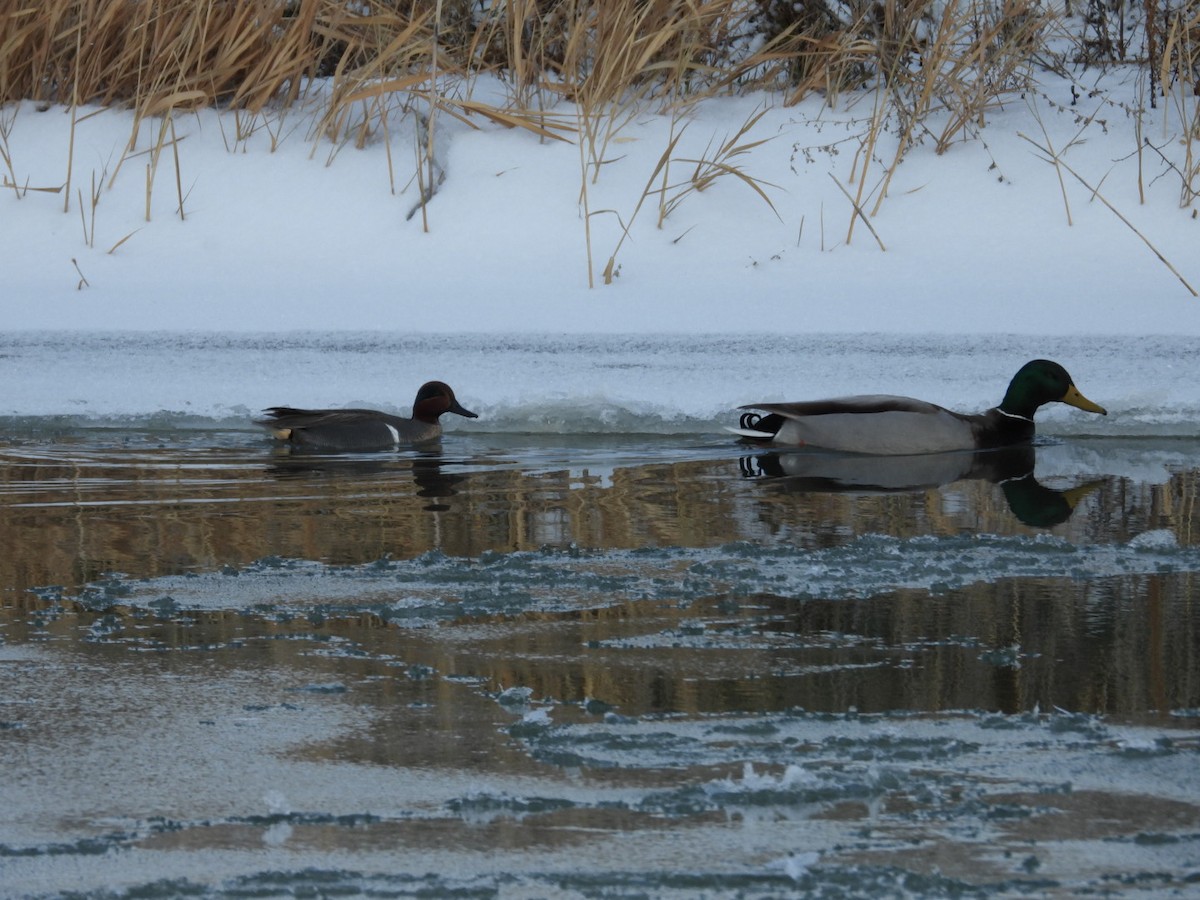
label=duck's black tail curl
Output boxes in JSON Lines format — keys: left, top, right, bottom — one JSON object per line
{"left": 738, "top": 411, "right": 784, "bottom": 438}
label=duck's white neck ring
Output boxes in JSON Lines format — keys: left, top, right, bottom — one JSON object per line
{"left": 993, "top": 407, "right": 1033, "bottom": 423}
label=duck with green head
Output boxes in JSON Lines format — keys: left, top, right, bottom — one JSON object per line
{"left": 730, "top": 359, "right": 1107, "bottom": 455}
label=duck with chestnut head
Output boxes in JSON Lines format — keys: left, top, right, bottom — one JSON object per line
{"left": 257, "top": 380, "right": 478, "bottom": 450}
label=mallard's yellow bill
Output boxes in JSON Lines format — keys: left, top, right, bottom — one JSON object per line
{"left": 1062, "top": 384, "right": 1107, "bottom": 415}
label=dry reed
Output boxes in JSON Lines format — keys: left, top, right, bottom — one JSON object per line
{"left": 0, "top": 0, "right": 1075, "bottom": 175}
{"left": 1020, "top": 127, "right": 1198, "bottom": 296}
{"left": 0, "top": 0, "right": 1189, "bottom": 284}
{"left": 1159, "top": 4, "right": 1200, "bottom": 208}
{"left": 0, "top": 0, "right": 887, "bottom": 137}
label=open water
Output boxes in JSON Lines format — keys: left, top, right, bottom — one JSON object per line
{"left": 1, "top": 333, "right": 1199, "bottom": 897}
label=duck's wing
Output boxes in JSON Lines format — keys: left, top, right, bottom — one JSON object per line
{"left": 256, "top": 407, "right": 424, "bottom": 450}
{"left": 257, "top": 407, "right": 381, "bottom": 428}
{"left": 728, "top": 396, "right": 938, "bottom": 439}
{"left": 733, "top": 395, "right": 980, "bottom": 454}
{"left": 744, "top": 395, "right": 946, "bottom": 418}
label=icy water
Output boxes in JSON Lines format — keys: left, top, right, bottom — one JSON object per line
{"left": 1, "top": 417, "right": 1199, "bottom": 899}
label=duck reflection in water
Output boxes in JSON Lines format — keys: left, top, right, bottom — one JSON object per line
{"left": 264, "top": 449, "right": 468, "bottom": 512}
{"left": 739, "top": 443, "right": 1102, "bottom": 528}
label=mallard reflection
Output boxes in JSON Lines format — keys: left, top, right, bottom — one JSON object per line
{"left": 739, "top": 444, "right": 1102, "bottom": 528}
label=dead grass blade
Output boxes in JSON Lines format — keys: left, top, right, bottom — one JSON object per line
{"left": 829, "top": 172, "right": 886, "bottom": 251}
{"left": 656, "top": 106, "right": 782, "bottom": 223}
{"left": 1019, "top": 132, "right": 1197, "bottom": 297}
{"left": 439, "top": 99, "right": 575, "bottom": 142}
{"left": 600, "top": 128, "right": 686, "bottom": 285}
{"left": 108, "top": 229, "right": 140, "bottom": 255}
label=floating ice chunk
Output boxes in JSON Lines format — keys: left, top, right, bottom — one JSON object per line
{"left": 522, "top": 707, "right": 553, "bottom": 726}
{"left": 1129, "top": 529, "right": 1178, "bottom": 550}
{"left": 1116, "top": 737, "right": 1159, "bottom": 752}
{"left": 497, "top": 686, "right": 534, "bottom": 708}
{"left": 263, "top": 790, "right": 291, "bottom": 815}
{"left": 714, "top": 762, "right": 818, "bottom": 793}
{"left": 778, "top": 764, "right": 818, "bottom": 788}
{"left": 779, "top": 850, "right": 819, "bottom": 882}
{"left": 262, "top": 822, "right": 293, "bottom": 847}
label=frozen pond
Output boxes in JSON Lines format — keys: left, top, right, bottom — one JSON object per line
{"left": 1, "top": 333, "right": 1199, "bottom": 897}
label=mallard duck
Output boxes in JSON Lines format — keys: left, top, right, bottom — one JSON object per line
{"left": 257, "top": 381, "right": 478, "bottom": 450}
{"left": 730, "top": 359, "right": 1106, "bottom": 455}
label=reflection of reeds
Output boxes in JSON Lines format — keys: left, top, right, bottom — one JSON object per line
{"left": 2, "top": 448, "right": 1198, "bottom": 720}
{"left": 0, "top": 446, "right": 1196, "bottom": 594}
{"left": 11, "top": 553, "right": 1198, "bottom": 721}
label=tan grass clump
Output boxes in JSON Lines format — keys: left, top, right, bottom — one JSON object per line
{"left": 1, "top": 0, "right": 1063, "bottom": 134}
{"left": 1159, "top": 2, "right": 1200, "bottom": 208}
{"left": 0, "top": 0, "right": 329, "bottom": 112}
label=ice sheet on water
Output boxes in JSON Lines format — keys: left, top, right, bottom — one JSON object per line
{"left": 41, "top": 530, "right": 1200, "bottom": 616}
{"left": 504, "top": 706, "right": 1200, "bottom": 800}
{"left": 1, "top": 331, "right": 1198, "bottom": 440}
{"left": 490, "top": 704, "right": 1200, "bottom": 895}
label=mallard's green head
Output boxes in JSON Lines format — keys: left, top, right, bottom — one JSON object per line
{"left": 1000, "top": 359, "right": 1107, "bottom": 420}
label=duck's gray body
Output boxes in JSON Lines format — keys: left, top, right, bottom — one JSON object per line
{"left": 731, "top": 395, "right": 1004, "bottom": 455}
